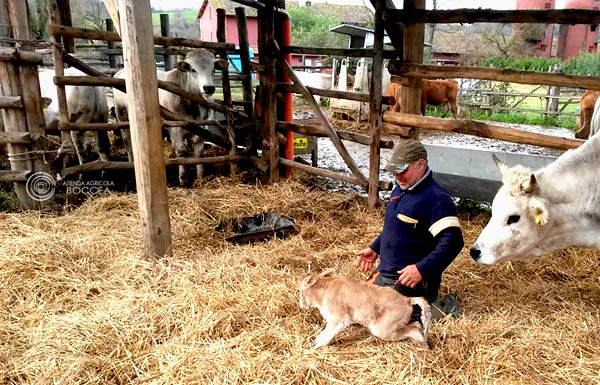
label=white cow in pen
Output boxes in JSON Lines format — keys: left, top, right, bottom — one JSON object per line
{"left": 113, "top": 49, "right": 223, "bottom": 184}
{"left": 39, "top": 68, "right": 110, "bottom": 164}
{"left": 470, "top": 135, "right": 600, "bottom": 265}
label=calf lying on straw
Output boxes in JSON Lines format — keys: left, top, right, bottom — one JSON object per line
{"left": 297, "top": 269, "right": 431, "bottom": 348}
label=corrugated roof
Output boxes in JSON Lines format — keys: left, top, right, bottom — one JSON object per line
{"left": 287, "top": 1, "right": 373, "bottom": 26}
{"left": 198, "top": 0, "right": 258, "bottom": 18}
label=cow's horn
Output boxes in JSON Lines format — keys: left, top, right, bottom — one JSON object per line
{"left": 521, "top": 173, "right": 537, "bottom": 194}
{"left": 492, "top": 154, "right": 509, "bottom": 176}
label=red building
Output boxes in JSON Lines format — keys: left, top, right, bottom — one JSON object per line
{"left": 514, "top": 0, "right": 599, "bottom": 60}
{"left": 197, "top": 0, "right": 325, "bottom": 70}
{"left": 556, "top": 0, "right": 599, "bottom": 60}
{"left": 514, "top": 0, "right": 555, "bottom": 57}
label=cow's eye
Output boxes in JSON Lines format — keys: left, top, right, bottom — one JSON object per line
{"left": 507, "top": 215, "right": 520, "bottom": 225}
{"left": 190, "top": 69, "right": 197, "bottom": 73}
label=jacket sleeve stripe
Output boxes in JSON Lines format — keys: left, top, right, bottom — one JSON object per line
{"left": 429, "top": 216, "right": 460, "bottom": 237}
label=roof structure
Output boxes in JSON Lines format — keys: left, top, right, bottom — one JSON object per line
{"left": 198, "top": 0, "right": 258, "bottom": 18}
{"left": 287, "top": 1, "right": 374, "bottom": 26}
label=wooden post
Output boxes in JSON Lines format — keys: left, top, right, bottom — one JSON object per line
{"left": 368, "top": 0, "right": 384, "bottom": 207}
{"left": 258, "top": 0, "right": 279, "bottom": 182}
{"left": 159, "top": 14, "right": 174, "bottom": 71}
{"left": 106, "top": 18, "right": 118, "bottom": 69}
{"left": 57, "top": 0, "right": 75, "bottom": 53}
{"left": 216, "top": 8, "right": 236, "bottom": 175}
{"left": 399, "top": 0, "right": 425, "bottom": 139}
{"left": 47, "top": 0, "right": 76, "bottom": 166}
{"left": 235, "top": 7, "right": 254, "bottom": 118}
{"left": 0, "top": 0, "right": 52, "bottom": 209}
{"left": 119, "top": 0, "right": 172, "bottom": 257}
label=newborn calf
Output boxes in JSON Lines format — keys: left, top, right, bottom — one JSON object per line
{"left": 297, "top": 269, "right": 431, "bottom": 349}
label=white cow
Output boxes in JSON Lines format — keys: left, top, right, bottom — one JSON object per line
{"left": 470, "top": 136, "right": 600, "bottom": 264}
{"left": 113, "top": 49, "right": 222, "bottom": 184}
{"left": 589, "top": 96, "right": 600, "bottom": 139}
{"left": 39, "top": 68, "right": 110, "bottom": 164}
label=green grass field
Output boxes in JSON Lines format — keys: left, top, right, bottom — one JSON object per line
{"left": 151, "top": 9, "right": 199, "bottom": 26}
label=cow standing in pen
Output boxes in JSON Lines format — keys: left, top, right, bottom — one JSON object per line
{"left": 39, "top": 68, "right": 111, "bottom": 164}
{"left": 470, "top": 133, "right": 600, "bottom": 264}
{"left": 113, "top": 49, "right": 223, "bottom": 185}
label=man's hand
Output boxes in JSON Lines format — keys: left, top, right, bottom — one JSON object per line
{"left": 396, "top": 264, "right": 422, "bottom": 288}
{"left": 356, "top": 247, "right": 378, "bottom": 273}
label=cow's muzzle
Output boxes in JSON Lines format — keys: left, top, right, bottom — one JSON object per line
{"left": 469, "top": 246, "right": 481, "bottom": 261}
{"left": 203, "top": 85, "right": 215, "bottom": 95}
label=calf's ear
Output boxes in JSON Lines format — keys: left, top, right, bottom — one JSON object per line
{"left": 299, "top": 274, "right": 319, "bottom": 290}
{"left": 319, "top": 268, "right": 335, "bottom": 277}
{"left": 176, "top": 61, "right": 191, "bottom": 72}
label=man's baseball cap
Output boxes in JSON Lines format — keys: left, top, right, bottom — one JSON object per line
{"left": 384, "top": 140, "right": 428, "bottom": 174}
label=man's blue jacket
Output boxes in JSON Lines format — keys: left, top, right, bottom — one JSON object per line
{"left": 371, "top": 169, "right": 464, "bottom": 301}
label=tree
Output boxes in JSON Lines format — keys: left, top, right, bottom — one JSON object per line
{"left": 288, "top": 7, "right": 346, "bottom": 48}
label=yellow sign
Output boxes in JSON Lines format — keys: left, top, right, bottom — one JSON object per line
{"left": 294, "top": 137, "right": 308, "bottom": 150}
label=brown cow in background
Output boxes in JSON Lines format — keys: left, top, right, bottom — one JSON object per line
{"left": 422, "top": 79, "right": 459, "bottom": 119}
{"left": 385, "top": 82, "right": 402, "bottom": 112}
{"left": 575, "top": 90, "right": 599, "bottom": 139}
{"left": 384, "top": 80, "right": 459, "bottom": 119}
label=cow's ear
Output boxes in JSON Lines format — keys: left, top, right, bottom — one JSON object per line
{"left": 214, "top": 59, "right": 227, "bottom": 70}
{"left": 299, "top": 273, "right": 319, "bottom": 290}
{"left": 319, "top": 268, "right": 335, "bottom": 277}
{"left": 521, "top": 173, "right": 537, "bottom": 194}
{"left": 492, "top": 154, "right": 509, "bottom": 176}
{"left": 176, "top": 61, "right": 191, "bottom": 72}
{"left": 531, "top": 198, "right": 549, "bottom": 225}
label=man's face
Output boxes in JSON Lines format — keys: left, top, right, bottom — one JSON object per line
{"left": 394, "top": 158, "right": 426, "bottom": 190}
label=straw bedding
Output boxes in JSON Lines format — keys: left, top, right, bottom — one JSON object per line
{"left": 0, "top": 177, "right": 598, "bottom": 384}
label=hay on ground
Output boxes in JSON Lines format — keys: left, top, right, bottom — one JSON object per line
{"left": 0, "top": 177, "right": 598, "bottom": 384}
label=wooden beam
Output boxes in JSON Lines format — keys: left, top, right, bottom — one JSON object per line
{"left": 383, "top": 112, "right": 583, "bottom": 150}
{"left": 0, "top": 96, "right": 22, "bottom": 108}
{"left": 279, "top": 158, "right": 393, "bottom": 190}
{"left": 280, "top": 57, "right": 369, "bottom": 186}
{"left": 159, "top": 14, "right": 174, "bottom": 71}
{"left": 399, "top": 0, "right": 425, "bottom": 139}
{"left": 282, "top": 45, "right": 398, "bottom": 59}
{"left": 277, "top": 83, "right": 396, "bottom": 105}
{"left": 0, "top": 47, "right": 43, "bottom": 64}
{"left": 53, "top": 75, "right": 247, "bottom": 118}
{"left": 369, "top": 0, "right": 402, "bottom": 55}
{"left": 47, "top": 24, "right": 235, "bottom": 51}
{"left": 368, "top": 0, "right": 385, "bottom": 208}
{"left": 235, "top": 7, "right": 254, "bottom": 118}
{"left": 383, "top": 122, "right": 415, "bottom": 138}
{"left": 0, "top": 131, "right": 31, "bottom": 144}
{"left": 389, "top": 62, "right": 600, "bottom": 90}
{"left": 258, "top": 2, "right": 279, "bottom": 182}
{"left": 277, "top": 121, "right": 394, "bottom": 148}
{"left": 0, "top": 169, "right": 30, "bottom": 182}
{"left": 383, "top": 8, "right": 600, "bottom": 25}
{"left": 119, "top": 0, "right": 171, "bottom": 257}
{"left": 60, "top": 155, "right": 244, "bottom": 178}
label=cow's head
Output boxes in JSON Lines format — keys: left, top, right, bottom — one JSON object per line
{"left": 176, "top": 49, "right": 217, "bottom": 97}
{"left": 470, "top": 155, "right": 553, "bottom": 265}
